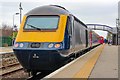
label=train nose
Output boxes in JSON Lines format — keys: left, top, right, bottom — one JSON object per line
{"left": 28, "top": 51, "right": 52, "bottom": 70}
{"left": 14, "top": 49, "right": 67, "bottom": 72}
{"left": 13, "top": 50, "right": 30, "bottom": 71}
{"left": 14, "top": 50, "right": 52, "bottom": 71}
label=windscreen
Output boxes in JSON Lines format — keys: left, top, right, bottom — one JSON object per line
{"left": 24, "top": 16, "right": 59, "bottom": 30}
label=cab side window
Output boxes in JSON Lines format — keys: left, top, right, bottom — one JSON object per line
{"left": 67, "top": 16, "right": 73, "bottom": 49}
{"left": 67, "top": 17, "right": 72, "bottom": 36}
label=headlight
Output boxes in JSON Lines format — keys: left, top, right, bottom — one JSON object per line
{"left": 48, "top": 43, "right": 54, "bottom": 48}
{"left": 14, "top": 43, "right": 19, "bottom": 48}
{"left": 20, "top": 43, "right": 24, "bottom": 47}
{"left": 54, "top": 43, "right": 61, "bottom": 48}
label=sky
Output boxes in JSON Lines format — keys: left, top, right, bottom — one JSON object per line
{"left": 0, "top": 0, "right": 119, "bottom": 38}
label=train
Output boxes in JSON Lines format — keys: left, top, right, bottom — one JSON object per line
{"left": 99, "top": 36, "right": 104, "bottom": 44}
{"left": 13, "top": 5, "right": 101, "bottom": 75}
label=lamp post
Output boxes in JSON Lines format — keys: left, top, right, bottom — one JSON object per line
{"left": 12, "top": 13, "right": 19, "bottom": 45}
{"left": 13, "top": 13, "right": 19, "bottom": 28}
{"left": 19, "top": 2, "right": 23, "bottom": 24}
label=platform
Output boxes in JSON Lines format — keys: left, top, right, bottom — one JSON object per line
{"left": 89, "top": 45, "right": 118, "bottom": 78}
{"left": 0, "top": 47, "right": 13, "bottom": 54}
{"left": 44, "top": 44, "right": 118, "bottom": 79}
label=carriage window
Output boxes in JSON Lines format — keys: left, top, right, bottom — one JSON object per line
{"left": 24, "top": 16, "right": 59, "bottom": 30}
{"left": 67, "top": 17, "right": 72, "bottom": 35}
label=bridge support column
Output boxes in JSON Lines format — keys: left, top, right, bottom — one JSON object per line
{"left": 112, "top": 34, "right": 116, "bottom": 45}
{"left": 118, "top": 29, "right": 120, "bottom": 45}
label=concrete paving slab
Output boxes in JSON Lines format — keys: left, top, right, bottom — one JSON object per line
{"left": 0, "top": 47, "right": 13, "bottom": 54}
{"left": 89, "top": 45, "right": 118, "bottom": 78}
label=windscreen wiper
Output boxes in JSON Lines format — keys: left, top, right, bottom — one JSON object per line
{"left": 27, "top": 24, "right": 41, "bottom": 30}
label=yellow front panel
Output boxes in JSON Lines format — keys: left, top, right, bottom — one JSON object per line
{"left": 16, "top": 15, "right": 67, "bottom": 42}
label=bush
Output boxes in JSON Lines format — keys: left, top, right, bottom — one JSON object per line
{"left": 0, "top": 36, "right": 12, "bottom": 47}
{"left": 3, "top": 43, "right": 8, "bottom": 47}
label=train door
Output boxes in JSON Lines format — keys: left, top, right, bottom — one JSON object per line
{"left": 86, "top": 30, "right": 88, "bottom": 47}
{"left": 89, "top": 30, "right": 92, "bottom": 47}
{"left": 67, "top": 16, "right": 72, "bottom": 49}
{"left": 69, "top": 15, "right": 75, "bottom": 48}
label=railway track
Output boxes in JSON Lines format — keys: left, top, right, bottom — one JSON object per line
{"left": 0, "top": 53, "right": 18, "bottom": 68}
{"left": 27, "top": 71, "right": 52, "bottom": 80}
{"left": 0, "top": 52, "right": 28, "bottom": 78}
{"left": 1, "top": 64, "right": 23, "bottom": 76}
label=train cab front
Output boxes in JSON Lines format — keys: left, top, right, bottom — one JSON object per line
{"left": 13, "top": 42, "right": 68, "bottom": 72}
{"left": 13, "top": 14, "right": 69, "bottom": 72}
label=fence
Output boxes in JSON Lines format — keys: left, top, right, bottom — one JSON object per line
{"left": 0, "top": 36, "right": 12, "bottom": 47}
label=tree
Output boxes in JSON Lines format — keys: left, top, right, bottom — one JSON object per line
{"left": 1, "top": 23, "right": 12, "bottom": 37}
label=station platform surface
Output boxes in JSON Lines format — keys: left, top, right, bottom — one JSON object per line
{"left": 45, "top": 44, "right": 118, "bottom": 79}
{"left": 0, "top": 47, "right": 13, "bottom": 54}
{"left": 89, "top": 45, "right": 118, "bottom": 78}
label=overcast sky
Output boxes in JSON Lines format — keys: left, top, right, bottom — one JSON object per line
{"left": 0, "top": 0, "right": 119, "bottom": 38}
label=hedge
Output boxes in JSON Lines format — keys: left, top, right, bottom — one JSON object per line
{"left": 0, "top": 36, "right": 12, "bottom": 47}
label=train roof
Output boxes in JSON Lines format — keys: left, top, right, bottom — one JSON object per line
{"left": 26, "top": 5, "right": 70, "bottom": 16}
{"left": 92, "top": 31, "right": 100, "bottom": 37}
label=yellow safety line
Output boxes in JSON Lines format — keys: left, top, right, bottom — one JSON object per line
{"left": 73, "top": 44, "right": 105, "bottom": 79}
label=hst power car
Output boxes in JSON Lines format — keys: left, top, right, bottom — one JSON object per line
{"left": 13, "top": 5, "right": 100, "bottom": 75}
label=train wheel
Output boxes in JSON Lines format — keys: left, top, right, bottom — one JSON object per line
{"left": 31, "top": 71, "right": 37, "bottom": 76}
{"left": 28, "top": 72, "right": 31, "bottom": 77}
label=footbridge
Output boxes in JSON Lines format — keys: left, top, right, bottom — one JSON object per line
{"left": 86, "top": 24, "right": 118, "bottom": 45}
{"left": 86, "top": 24, "right": 117, "bottom": 34}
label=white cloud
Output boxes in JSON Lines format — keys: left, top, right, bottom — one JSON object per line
{"left": 0, "top": 0, "right": 119, "bottom": 3}
{"left": 94, "top": 30, "right": 108, "bottom": 38}
{"left": 0, "top": 1, "right": 119, "bottom": 38}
